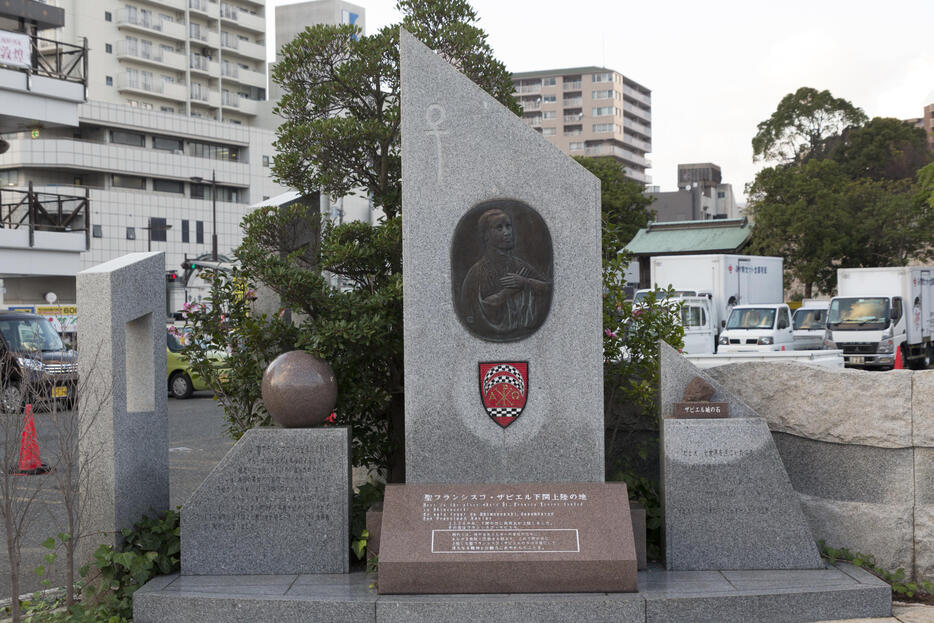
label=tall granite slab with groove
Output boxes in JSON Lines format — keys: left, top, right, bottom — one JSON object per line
{"left": 77, "top": 252, "right": 168, "bottom": 563}
{"left": 181, "top": 427, "right": 350, "bottom": 575}
{"left": 659, "top": 342, "right": 822, "bottom": 570}
{"left": 400, "top": 29, "right": 604, "bottom": 484}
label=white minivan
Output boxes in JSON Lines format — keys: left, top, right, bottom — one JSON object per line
{"left": 717, "top": 304, "right": 794, "bottom": 352}
{"left": 792, "top": 300, "right": 830, "bottom": 351}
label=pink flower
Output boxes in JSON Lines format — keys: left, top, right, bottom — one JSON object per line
{"left": 632, "top": 308, "right": 643, "bottom": 317}
{"left": 604, "top": 328, "right": 618, "bottom": 338}
{"left": 245, "top": 289, "right": 257, "bottom": 301}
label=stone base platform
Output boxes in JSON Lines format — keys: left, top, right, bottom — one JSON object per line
{"left": 133, "top": 563, "right": 891, "bottom": 623}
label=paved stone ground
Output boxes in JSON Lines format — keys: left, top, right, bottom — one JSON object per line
{"left": 823, "top": 602, "right": 934, "bottom": 622}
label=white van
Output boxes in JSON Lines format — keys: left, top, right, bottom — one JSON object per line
{"left": 792, "top": 300, "right": 830, "bottom": 351}
{"left": 717, "top": 304, "right": 794, "bottom": 352}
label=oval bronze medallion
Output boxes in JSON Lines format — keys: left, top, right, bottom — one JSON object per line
{"left": 451, "top": 199, "right": 553, "bottom": 342}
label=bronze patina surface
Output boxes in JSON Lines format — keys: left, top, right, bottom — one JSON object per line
{"left": 451, "top": 199, "right": 553, "bottom": 342}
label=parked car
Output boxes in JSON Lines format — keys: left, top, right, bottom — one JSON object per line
{"left": 717, "top": 303, "right": 794, "bottom": 353}
{"left": 0, "top": 311, "right": 77, "bottom": 413}
{"left": 792, "top": 300, "right": 830, "bottom": 350}
{"left": 166, "top": 329, "right": 227, "bottom": 399}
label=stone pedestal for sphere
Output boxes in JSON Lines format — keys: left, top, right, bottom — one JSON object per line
{"left": 262, "top": 351, "right": 338, "bottom": 428}
{"left": 181, "top": 427, "right": 351, "bottom": 575}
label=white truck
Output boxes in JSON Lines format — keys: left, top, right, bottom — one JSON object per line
{"left": 792, "top": 299, "right": 830, "bottom": 351}
{"left": 826, "top": 267, "right": 934, "bottom": 370}
{"left": 649, "top": 254, "right": 784, "bottom": 344}
{"left": 717, "top": 303, "right": 794, "bottom": 352}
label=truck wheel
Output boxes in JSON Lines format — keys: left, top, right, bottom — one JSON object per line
{"left": 922, "top": 346, "right": 934, "bottom": 370}
{"left": 0, "top": 382, "right": 23, "bottom": 414}
{"left": 169, "top": 373, "right": 194, "bottom": 399}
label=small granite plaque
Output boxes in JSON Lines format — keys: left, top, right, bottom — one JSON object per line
{"left": 671, "top": 402, "right": 730, "bottom": 419}
{"left": 181, "top": 427, "right": 350, "bottom": 575}
{"left": 378, "top": 482, "right": 637, "bottom": 594}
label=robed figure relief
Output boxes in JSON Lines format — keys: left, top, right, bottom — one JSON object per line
{"left": 452, "top": 200, "right": 553, "bottom": 342}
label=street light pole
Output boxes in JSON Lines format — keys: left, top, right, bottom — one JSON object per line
{"left": 211, "top": 169, "right": 217, "bottom": 261}
{"left": 190, "top": 170, "right": 218, "bottom": 261}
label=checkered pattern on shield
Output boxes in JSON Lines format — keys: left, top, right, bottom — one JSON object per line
{"left": 478, "top": 362, "right": 528, "bottom": 428}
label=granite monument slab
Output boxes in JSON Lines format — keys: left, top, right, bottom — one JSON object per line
{"left": 400, "top": 29, "right": 604, "bottom": 483}
{"left": 77, "top": 252, "right": 168, "bottom": 562}
{"left": 182, "top": 427, "right": 350, "bottom": 575}
{"left": 377, "top": 482, "right": 637, "bottom": 594}
{"left": 664, "top": 417, "right": 822, "bottom": 570}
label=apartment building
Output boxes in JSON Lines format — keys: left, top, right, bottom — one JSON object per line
{"left": 646, "top": 163, "right": 740, "bottom": 223}
{"left": 45, "top": 0, "right": 267, "bottom": 124}
{"left": 0, "top": 101, "right": 285, "bottom": 308}
{"left": 511, "top": 66, "right": 652, "bottom": 185}
{"left": 906, "top": 103, "right": 934, "bottom": 150}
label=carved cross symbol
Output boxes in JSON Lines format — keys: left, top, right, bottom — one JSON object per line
{"left": 425, "top": 103, "right": 448, "bottom": 184}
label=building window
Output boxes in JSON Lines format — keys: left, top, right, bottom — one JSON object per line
{"left": 541, "top": 127, "right": 556, "bottom": 136}
{"left": 186, "top": 141, "right": 240, "bottom": 162}
{"left": 106, "top": 76, "right": 113, "bottom": 86}
{"left": 196, "top": 221, "right": 204, "bottom": 244}
{"left": 542, "top": 77, "right": 556, "bottom": 87}
{"left": 111, "top": 130, "right": 145, "bottom": 147}
{"left": 592, "top": 106, "right": 613, "bottom": 116}
{"left": 149, "top": 217, "right": 167, "bottom": 242}
{"left": 181, "top": 219, "right": 189, "bottom": 243}
{"left": 592, "top": 123, "right": 613, "bottom": 133}
{"left": 105, "top": 44, "right": 112, "bottom": 53}
{"left": 541, "top": 111, "right": 556, "bottom": 120}
{"left": 569, "top": 142, "right": 584, "bottom": 151}
{"left": 112, "top": 174, "right": 146, "bottom": 190}
{"left": 717, "top": 191, "right": 726, "bottom": 199}
{"left": 592, "top": 89, "right": 612, "bottom": 99}
{"left": 153, "top": 178, "right": 184, "bottom": 194}
{"left": 190, "top": 183, "right": 207, "bottom": 199}
{"left": 153, "top": 136, "right": 183, "bottom": 151}
{"left": 543, "top": 95, "right": 556, "bottom": 103}
{"left": 105, "top": 11, "right": 112, "bottom": 21}
{"left": 92, "top": 224, "right": 103, "bottom": 238}
{"left": 0, "top": 169, "right": 17, "bottom": 186}
{"left": 592, "top": 72, "right": 613, "bottom": 83}
{"left": 126, "top": 227, "right": 136, "bottom": 240}
{"left": 262, "top": 155, "right": 269, "bottom": 167}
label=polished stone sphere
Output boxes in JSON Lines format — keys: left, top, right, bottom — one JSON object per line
{"left": 261, "top": 351, "right": 337, "bottom": 428}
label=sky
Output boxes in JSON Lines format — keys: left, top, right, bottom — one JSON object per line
{"left": 270, "top": 0, "right": 934, "bottom": 202}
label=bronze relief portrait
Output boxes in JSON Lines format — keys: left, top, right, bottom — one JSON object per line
{"left": 451, "top": 200, "right": 553, "bottom": 342}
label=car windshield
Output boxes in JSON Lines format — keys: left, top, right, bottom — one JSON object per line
{"left": 794, "top": 308, "right": 827, "bottom": 330}
{"left": 828, "top": 297, "right": 889, "bottom": 331}
{"left": 0, "top": 317, "right": 64, "bottom": 352}
{"left": 633, "top": 290, "right": 649, "bottom": 304}
{"left": 726, "top": 308, "right": 777, "bottom": 330}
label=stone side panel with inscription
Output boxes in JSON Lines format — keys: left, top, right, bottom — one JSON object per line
{"left": 664, "top": 418, "right": 822, "bottom": 570}
{"left": 400, "top": 30, "right": 604, "bottom": 484}
{"left": 181, "top": 428, "right": 350, "bottom": 575}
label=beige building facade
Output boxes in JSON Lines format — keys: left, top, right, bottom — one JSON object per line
{"left": 511, "top": 66, "right": 651, "bottom": 185}
{"left": 42, "top": 0, "right": 267, "bottom": 124}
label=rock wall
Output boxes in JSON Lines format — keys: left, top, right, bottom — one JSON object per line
{"left": 705, "top": 363, "right": 933, "bottom": 580}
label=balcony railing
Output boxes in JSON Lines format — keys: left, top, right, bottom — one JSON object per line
{"left": 563, "top": 81, "right": 582, "bottom": 90}
{"left": 562, "top": 98, "right": 582, "bottom": 107}
{"left": 1, "top": 33, "right": 88, "bottom": 86}
{"left": 0, "top": 183, "right": 91, "bottom": 250}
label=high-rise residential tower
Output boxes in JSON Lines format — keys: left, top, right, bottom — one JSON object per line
{"left": 511, "top": 66, "right": 652, "bottom": 185}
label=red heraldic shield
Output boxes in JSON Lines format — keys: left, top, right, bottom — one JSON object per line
{"left": 479, "top": 362, "right": 529, "bottom": 428}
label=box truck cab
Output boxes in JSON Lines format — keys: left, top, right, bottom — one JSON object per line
{"left": 649, "top": 254, "right": 784, "bottom": 346}
{"left": 679, "top": 296, "right": 717, "bottom": 355}
{"left": 827, "top": 267, "right": 934, "bottom": 370}
{"left": 792, "top": 300, "right": 830, "bottom": 351}
{"left": 717, "top": 304, "right": 794, "bottom": 353}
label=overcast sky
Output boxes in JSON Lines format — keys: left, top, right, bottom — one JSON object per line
{"left": 271, "top": 0, "right": 934, "bottom": 202}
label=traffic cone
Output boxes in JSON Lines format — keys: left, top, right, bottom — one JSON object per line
{"left": 894, "top": 347, "right": 905, "bottom": 370}
{"left": 13, "top": 405, "right": 50, "bottom": 475}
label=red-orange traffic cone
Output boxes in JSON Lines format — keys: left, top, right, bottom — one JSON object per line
{"left": 13, "top": 405, "right": 50, "bottom": 475}
{"left": 894, "top": 347, "right": 905, "bottom": 370}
